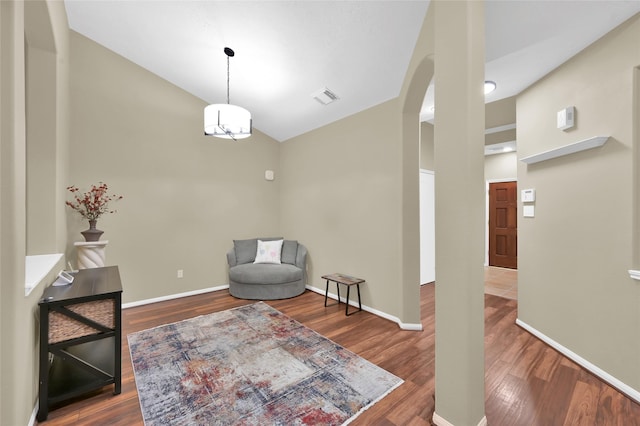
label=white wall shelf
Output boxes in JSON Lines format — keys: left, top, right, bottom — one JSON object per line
{"left": 520, "top": 136, "right": 609, "bottom": 165}
{"left": 25, "top": 253, "right": 64, "bottom": 296}
{"left": 629, "top": 270, "right": 640, "bottom": 281}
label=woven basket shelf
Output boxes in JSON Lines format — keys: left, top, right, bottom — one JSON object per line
{"left": 48, "top": 299, "right": 115, "bottom": 344}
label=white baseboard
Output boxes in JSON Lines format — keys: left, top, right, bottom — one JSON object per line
{"left": 122, "top": 285, "right": 229, "bottom": 309}
{"left": 28, "top": 400, "right": 38, "bottom": 426}
{"left": 305, "top": 285, "right": 423, "bottom": 331}
{"left": 398, "top": 321, "right": 423, "bottom": 331}
{"left": 120, "top": 284, "right": 422, "bottom": 331}
{"left": 433, "top": 412, "right": 487, "bottom": 426}
{"left": 516, "top": 318, "right": 640, "bottom": 404}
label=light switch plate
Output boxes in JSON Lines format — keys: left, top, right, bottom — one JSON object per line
{"left": 523, "top": 205, "right": 535, "bottom": 217}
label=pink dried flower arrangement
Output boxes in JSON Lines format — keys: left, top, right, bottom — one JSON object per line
{"left": 66, "top": 182, "right": 123, "bottom": 221}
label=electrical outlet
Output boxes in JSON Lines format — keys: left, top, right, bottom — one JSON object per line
{"left": 177, "top": 269, "right": 183, "bottom": 278}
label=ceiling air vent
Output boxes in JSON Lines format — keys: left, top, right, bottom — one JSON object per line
{"left": 312, "top": 87, "right": 339, "bottom": 105}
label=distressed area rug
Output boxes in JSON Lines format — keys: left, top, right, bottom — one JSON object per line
{"left": 128, "top": 302, "right": 403, "bottom": 425}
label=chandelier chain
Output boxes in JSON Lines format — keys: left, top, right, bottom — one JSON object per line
{"left": 226, "top": 54, "right": 230, "bottom": 104}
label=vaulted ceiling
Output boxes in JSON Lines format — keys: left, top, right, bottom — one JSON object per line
{"left": 64, "top": 1, "right": 640, "bottom": 142}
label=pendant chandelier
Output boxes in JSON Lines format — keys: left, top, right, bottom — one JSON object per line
{"left": 204, "top": 47, "right": 252, "bottom": 140}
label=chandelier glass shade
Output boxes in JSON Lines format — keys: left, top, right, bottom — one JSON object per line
{"left": 204, "top": 103, "right": 252, "bottom": 139}
{"left": 204, "top": 47, "right": 252, "bottom": 140}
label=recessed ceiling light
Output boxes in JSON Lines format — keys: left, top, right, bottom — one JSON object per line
{"left": 484, "top": 80, "right": 497, "bottom": 95}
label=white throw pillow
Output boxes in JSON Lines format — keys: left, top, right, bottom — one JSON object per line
{"left": 254, "top": 239, "right": 284, "bottom": 264}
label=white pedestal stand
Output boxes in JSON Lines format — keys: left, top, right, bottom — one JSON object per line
{"left": 74, "top": 240, "right": 109, "bottom": 269}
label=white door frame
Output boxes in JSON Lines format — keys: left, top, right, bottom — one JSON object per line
{"left": 420, "top": 169, "right": 435, "bottom": 284}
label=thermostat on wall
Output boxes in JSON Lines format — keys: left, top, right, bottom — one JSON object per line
{"left": 557, "top": 106, "right": 575, "bottom": 131}
{"left": 521, "top": 188, "right": 535, "bottom": 203}
{"left": 265, "top": 170, "right": 275, "bottom": 181}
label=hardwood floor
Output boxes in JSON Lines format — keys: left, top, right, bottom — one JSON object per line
{"left": 484, "top": 266, "right": 517, "bottom": 300}
{"left": 38, "top": 286, "right": 640, "bottom": 426}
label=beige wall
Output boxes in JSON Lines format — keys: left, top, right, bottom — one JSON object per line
{"left": 0, "top": 1, "right": 70, "bottom": 424}
{"left": 485, "top": 152, "right": 517, "bottom": 181}
{"left": 26, "top": 45, "right": 57, "bottom": 253}
{"left": 423, "top": 122, "right": 518, "bottom": 181}
{"left": 486, "top": 96, "right": 516, "bottom": 129}
{"left": 0, "top": 3, "right": 28, "bottom": 423}
{"left": 279, "top": 99, "right": 405, "bottom": 318}
{"left": 68, "top": 32, "right": 281, "bottom": 303}
{"left": 277, "top": 3, "right": 438, "bottom": 328}
{"left": 517, "top": 13, "right": 640, "bottom": 393}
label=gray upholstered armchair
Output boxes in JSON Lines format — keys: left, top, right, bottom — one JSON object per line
{"left": 227, "top": 238, "right": 307, "bottom": 300}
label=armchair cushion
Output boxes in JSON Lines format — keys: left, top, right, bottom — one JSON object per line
{"left": 229, "top": 263, "right": 302, "bottom": 285}
{"left": 281, "top": 240, "right": 298, "bottom": 265}
{"left": 233, "top": 237, "right": 283, "bottom": 265}
{"left": 233, "top": 239, "right": 257, "bottom": 264}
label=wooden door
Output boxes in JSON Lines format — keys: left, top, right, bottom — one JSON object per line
{"left": 489, "top": 181, "right": 517, "bottom": 269}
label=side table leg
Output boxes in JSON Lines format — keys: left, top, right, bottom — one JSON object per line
{"left": 324, "top": 280, "right": 329, "bottom": 307}
{"left": 345, "top": 285, "right": 351, "bottom": 316}
{"left": 345, "top": 284, "right": 362, "bottom": 316}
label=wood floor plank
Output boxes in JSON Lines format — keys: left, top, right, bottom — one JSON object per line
{"left": 530, "top": 364, "right": 578, "bottom": 425}
{"left": 563, "top": 379, "right": 601, "bottom": 426}
{"left": 596, "top": 385, "right": 640, "bottom": 426}
{"left": 485, "top": 373, "right": 539, "bottom": 425}
{"left": 531, "top": 346, "right": 563, "bottom": 382}
{"left": 37, "top": 283, "right": 640, "bottom": 425}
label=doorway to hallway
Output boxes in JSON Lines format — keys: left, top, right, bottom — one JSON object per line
{"left": 484, "top": 266, "right": 517, "bottom": 300}
{"left": 488, "top": 181, "right": 518, "bottom": 269}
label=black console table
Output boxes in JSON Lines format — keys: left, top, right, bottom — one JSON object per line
{"left": 37, "top": 266, "right": 122, "bottom": 421}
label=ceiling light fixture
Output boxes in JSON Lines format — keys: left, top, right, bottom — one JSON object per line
{"left": 484, "top": 80, "right": 497, "bottom": 95}
{"left": 204, "top": 47, "right": 252, "bottom": 140}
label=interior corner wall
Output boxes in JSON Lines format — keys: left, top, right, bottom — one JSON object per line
{"left": 68, "top": 31, "right": 281, "bottom": 304}
{"left": 485, "top": 96, "right": 516, "bottom": 129}
{"left": 517, "top": 13, "right": 640, "bottom": 393}
{"left": 26, "top": 45, "right": 57, "bottom": 254}
{"left": 279, "top": 99, "right": 404, "bottom": 320}
{"left": 1, "top": 1, "right": 71, "bottom": 424}
{"left": 0, "top": 3, "right": 28, "bottom": 425}
{"left": 633, "top": 65, "right": 640, "bottom": 269}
